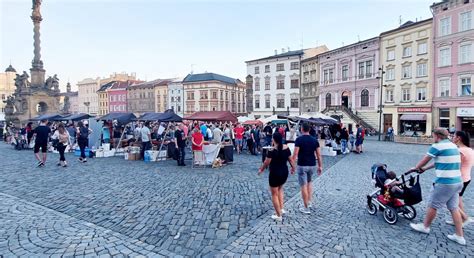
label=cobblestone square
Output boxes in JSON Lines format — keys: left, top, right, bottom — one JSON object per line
{"left": 0, "top": 141, "right": 472, "bottom": 257}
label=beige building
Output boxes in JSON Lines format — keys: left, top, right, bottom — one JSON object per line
{"left": 380, "top": 19, "right": 433, "bottom": 136}
{"left": 155, "top": 80, "right": 172, "bottom": 113}
{"left": 183, "top": 73, "right": 246, "bottom": 116}
{"left": 301, "top": 56, "right": 320, "bottom": 112}
{"left": 127, "top": 80, "right": 157, "bottom": 116}
{"left": 77, "top": 77, "right": 100, "bottom": 115}
{"left": 0, "top": 65, "right": 17, "bottom": 118}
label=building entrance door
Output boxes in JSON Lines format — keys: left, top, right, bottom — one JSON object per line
{"left": 341, "top": 91, "right": 350, "bottom": 109}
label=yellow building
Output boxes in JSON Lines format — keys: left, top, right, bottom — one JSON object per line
{"left": 380, "top": 19, "right": 433, "bottom": 136}
{"left": 155, "top": 80, "right": 171, "bottom": 113}
{"left": 0, "top": 65, "right": 17, "bottom": 118}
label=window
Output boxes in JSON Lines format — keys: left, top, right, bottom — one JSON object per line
{"left": 386, "top": 68, "right": 395, "bottom": 81}
{"left": 439, "top": 48, "right": 451, "bottom": 67}
{"left": 290, "top": 94, "right": 299, "bottom": 108}
{"left": 416, "top": 87, "right": 427, "bottom": 101}
{"left": 212, "top": 91, "right": 217, "bottom": 99}
{"left": 385, "top": 89, "right": 394, "bottom": 102}
{"left": 402, "top": 88, "right": 411, "bottom": 102}
{"left": 323, "top": 68, "right": 333, "bottom": 83}
{"left": 265, "top": 94, "right": 270, "bottom": 108}
{"left": 329, "top": 69, "right": 334, "bottom": 82}
{"left": 171, "top": 96, "right": 175, "bottom": 102}
{"left": 402, "top": 65, "right": 412, "bottom": 79}
{"left": 387, "top": 49, "right": 395, "bottom": 61}
{"left": 439, "top": 108, "right": 450, "bottom": 128}
{"left": 342, "top": 65, "right": 349, "bottom": 81}
{"left": 440, "top": 17, "right": 451, "bottom": 36}
{"left": 265, "top": 65, "right": 270, "bottom": 73}
{"left": 325, "top": 93, "right": 332, "bottom": 107}
{"left": 277, "top": 77, "right": 285, "bottom": 89}
{"left": 291, "top": 79, "right": 299, "bottom": 89}
{"left": 310, "top": 71, "right": 316, "bottom": 81}
{"left": 418, "top": 42, "right": 427, "bottom": 55}
{"left": 276, "top": 94, "right": 285, "bottom": 108}
{"left": 461, "top": 77, "right": 472, "bottom": 96}
{"left": 254, "top": 66, "right": 260, "bottom": 74}
{"left": 460, "top": 44, "right": 472, "bottom": 64}
{"left": 439, "top": 79, "right": 450, "bottom": 97}
{"left": 264, "top": 77, "right": 270, "bottom": 90}
{"left": 200, "top": 91, "right": 208, "bottom": 99}
{"left": 361, "top": 89, "right": 369, "bottom": 107}
{"left": 403, "top": 46, "right": 412, "bottom": 57}
{"left": 255, "top": 95, "right": 260, "bottom": 109}
{"left": 461, "top": 11, "right": 472, "bottom": 31}
{"left": 416, "top": 63, "right": 427, "bottom": 77}
{"left": 276, "top": 63, "right": 285, "bottom": 71}
{"left": 254, "top": 78, "right": 260, "bottom": 91}
{"left": 358, "top": 62, "right": 365, "bottom": 79}
{"left": 303, "top": 73, "right": 309, "bottom": 83}
{"left": 290, "top": 62, "right": 299, "bottom": 70}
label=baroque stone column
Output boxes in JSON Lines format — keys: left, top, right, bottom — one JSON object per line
{"left": 30, "top": 0, "right": 45, "bottom": 87}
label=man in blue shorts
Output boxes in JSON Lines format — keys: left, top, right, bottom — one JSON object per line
{"left": 292, "top": 123, "right": 323, "bottom": 214}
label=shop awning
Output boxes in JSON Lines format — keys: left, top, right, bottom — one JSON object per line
{"left": 400, "top": 114, "right": 427, "bottom": 121}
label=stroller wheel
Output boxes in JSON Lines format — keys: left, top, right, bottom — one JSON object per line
{"left": 402, "top": 205, "right": 417, "bottom": 220}
{"left": 367, "top": 202, "right": 377, "bottom": 215}
{"left": 383, "top": 207, "right": 398, "bottom": 224}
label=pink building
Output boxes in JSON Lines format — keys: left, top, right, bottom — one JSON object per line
{"left": 319, "top": 37, "right": 381, "bottom": 130}
{"left": 431, "top": 0, "right": 474, "bottom": 136}
{"left": 108, "top": 81, "right": 130, "bottom": 113}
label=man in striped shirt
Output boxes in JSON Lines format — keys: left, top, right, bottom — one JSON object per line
{"left": 410, "top": 128, "right": 465, "bottom": 246}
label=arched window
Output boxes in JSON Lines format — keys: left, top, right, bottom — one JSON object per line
{"left": 361, "top": 89, "right": 369, "bottom": 107}
{"left": 325, "top": 93, "right": 332, "bottom": 107}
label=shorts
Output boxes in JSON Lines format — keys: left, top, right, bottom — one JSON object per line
{"left": 428, "top": 183, "right": 463, "bottom": 210}
{"left": 355, "top": 138, "right": 362, "bottom": 146}
{"left": 297, "top": 166, "right": 316, "bottom": 187}
{"left": 34, "top": 142, "right": 47, "bottom": 153}
{"left": 460, "top": 180, "right": 471, "bottom": 197}
{"left": 235, "top": 138, "right": 243, "bottom": 146}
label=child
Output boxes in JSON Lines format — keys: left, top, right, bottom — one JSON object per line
{"left": 349, "top": 131, "right": 355, "bottom": 151}
{"left": 384, "top": 171, "right": 404, "bottom": 195}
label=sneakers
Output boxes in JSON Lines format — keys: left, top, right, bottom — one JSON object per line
{"left": 37, "top": 161, "right": 44, "bottom": 167}
{"left": 271, "top": 214, "right": 282, "bottom": 222}
{"left": 447, "top": 234, "right": 466, "bottom": 245}
{"left": 281, "top": 209, "right": 287, "bottom": 215}
{"left": 410, "top": 223, "right": 430, "bottom": 234}
{"left": 446, "top": 217, "right": 473, "bottom": 227}
{"left": 299, "top": 207, "right": 311, "bottom": 215}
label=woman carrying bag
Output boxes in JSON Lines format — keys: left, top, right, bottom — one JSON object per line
{"left": 52, "top": 123, "right": 70, "bottom": 167}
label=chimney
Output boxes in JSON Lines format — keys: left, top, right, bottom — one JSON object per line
{"left": 274, "top": 49, "right": 278, "bottom": 55}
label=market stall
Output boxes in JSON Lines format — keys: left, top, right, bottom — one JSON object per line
{"left": 185, "top": 111, "right": 237, "bottom": 123}
{"left": 97, "top": 112, "right": 137, "bottom": 155}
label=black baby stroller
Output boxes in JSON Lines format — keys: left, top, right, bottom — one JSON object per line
{"left": 366, "top": 163, "right": 423, "bottom": 224}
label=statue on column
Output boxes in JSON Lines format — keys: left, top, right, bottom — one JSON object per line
{"left": 66, "top": 82, "right": 71, "bottom": 93}
{"left": 52, "top": 74, "right": 60, "bottom": 92}
{"left": 32, "top": 0, "right": 42, "bottom": 16}
{"left": 62, "top": 96, "right": 71, "bottom": 114}
{"left": 45, "top": 76, "right": 53, "bottom": 89}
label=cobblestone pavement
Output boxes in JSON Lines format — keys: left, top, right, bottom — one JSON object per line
{"left": 220, "top": 141, "right": 474, "bottom": 256}
{"left": 0, "top": 143, "right": 342, "bottom": 256}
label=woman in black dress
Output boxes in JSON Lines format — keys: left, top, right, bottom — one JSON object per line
{"left": 258, "top": 132, "right": 295, "bottom": 221}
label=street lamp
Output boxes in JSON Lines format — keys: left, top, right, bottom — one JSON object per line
{"left": 376, "top": 66, "right": 385, "bottom": 141}
{"left": 84, "top": 101, "right": 90, "bottom": 115}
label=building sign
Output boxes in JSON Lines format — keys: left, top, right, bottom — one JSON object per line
{"left": 457, "top": 107, "right": 474, "bottom": 117}
{"left": 397, "top": 107, "right": 431, "bottom": 113}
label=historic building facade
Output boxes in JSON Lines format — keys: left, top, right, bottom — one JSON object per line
{"left": 155, "top": 80, "right": 172, "bottom": 113}
{"left": 300, "top": 56, "right": 320, "bottom": 113}
{"left": 108, "top": 81, "right": 132, "bottom": 113}
{"left": 0, "top": 65, "right": 17, "bottom": 117}
{"left": 127, "top": 80, "right": 157, "bottom": 116}
{"left": 182, "top": 73, "right": 246, "bottom": 116}
{"left": 380, "top": 19, "right": 433, "bottom": 136}
{"left": 168, "top": 78, "right": 184, "bottom": 116}
{"left": 246, "top": 46, "right": 328, "bottom": 117}
{"left": 431, "top": 0, "right": 474, "bottom": 138}
{"left": 319, "top": 38, "right": 381, "bottom": 129}
{"left": 97, "top": 82, "right": 114, "bottom": 116}
{"left": 77, "top": 77, "right": 100, "bottom": 115}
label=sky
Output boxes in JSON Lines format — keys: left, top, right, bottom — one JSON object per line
{"left": 1, "top": 0, "right": 435, "bottom": 91}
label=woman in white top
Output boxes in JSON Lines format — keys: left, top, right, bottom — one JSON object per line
{"left": 52, "top": 123, "right": 70, "bottom": 167}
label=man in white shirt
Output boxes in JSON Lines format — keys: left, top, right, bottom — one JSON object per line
{"left": 140, "top": 122, "right": 152, "bottom": 160}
